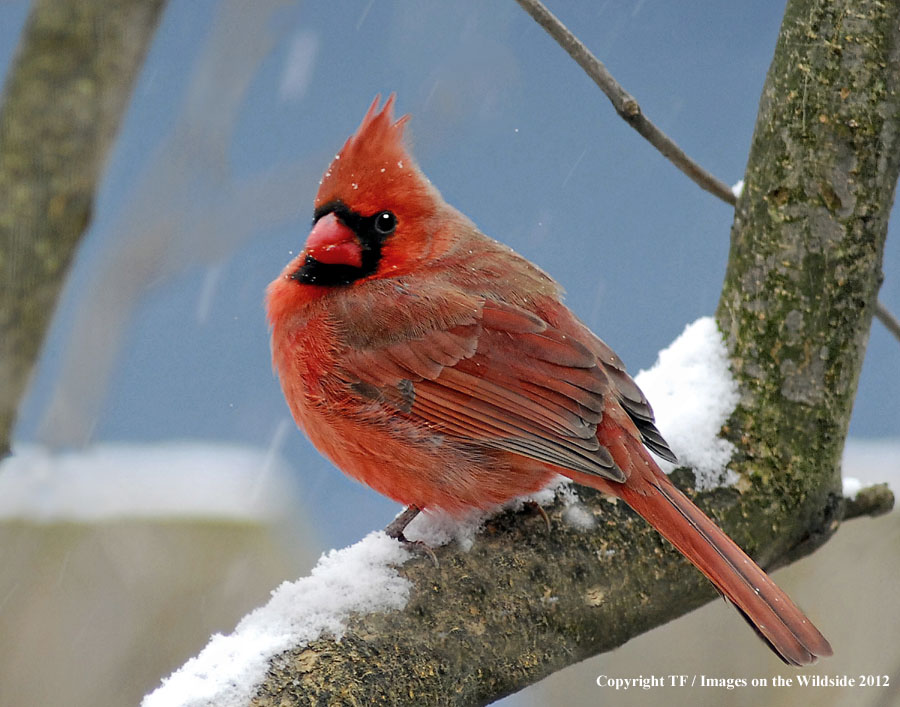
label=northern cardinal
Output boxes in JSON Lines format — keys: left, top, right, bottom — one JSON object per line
{"left": 266, "top": 96, "right": 831, "bottom": 665}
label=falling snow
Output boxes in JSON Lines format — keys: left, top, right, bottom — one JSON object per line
{"left": 278, "top": 30, "right": 319, "bottom": 102}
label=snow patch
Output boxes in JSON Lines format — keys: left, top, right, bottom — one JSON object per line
{"left": 401, "top": 476, "right": 592, "bottom": 548}
{"left": 562, "top": 501, "right": 596, "bottom": 530}
{"left": 731, "top": 179, "right": 744, "bottom": 198}
{"left": 143, "top": 532, "right": 411, "bottom": 707}
{"left": 634, "top": 317, "right": 740, "bottom": 489}
{"left": 842, "top": 476, "right": 863, "bottom": 500}
{"left": 0, "top": 442, "right": 298, "bottom": 522}
{"left": 403, "top": 507, "right": 485, "bottom": 551}
{"left": 522, "top": 474, "right": 571, "bottom": 509}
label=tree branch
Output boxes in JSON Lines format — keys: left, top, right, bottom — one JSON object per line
{"left": 513, "top": 0, "right": 737, "bottom": 205}
{"left": 843, "top": 483, "right": 894, "bottom": 520}
{"left": 248, "top": 480, "right": 815, "bottom": 707}
{"left": 0, "top": 0, "right": 168, "bottom": 457}
{"left": 875, "top": 300, "right": 900, "bottom": 343}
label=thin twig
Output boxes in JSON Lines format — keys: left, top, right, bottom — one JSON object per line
{"left": 515, "top": 0, "right": 737, "bottom": 205}
{"left": 875, "top": 300, "right": 900, "bottom": 343}
{"left": 515, "top": 0, "right": 900, "bottom": 349}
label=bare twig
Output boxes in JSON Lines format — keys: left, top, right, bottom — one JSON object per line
{"left": 514, "top": 0, "right": 737, "bottom": 205}
{"left": 516, "top": 0, "right": 900, "bottom": 349}
{"left": 875, "top": 300, "right": 900, "bottom": 343}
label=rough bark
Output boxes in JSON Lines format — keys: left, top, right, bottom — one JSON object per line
{"left": 715, "top": 0, "right": 900, "bottom": 567}
{"left": 0, "top": 0, "right": 168, "bottom": 457}
{"left": 245, "top": 0, "right": 900, "bottom": 704}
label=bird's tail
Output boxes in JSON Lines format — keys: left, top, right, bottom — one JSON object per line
{"left": 587, "top": 425, "right": 832, "bottom": 665}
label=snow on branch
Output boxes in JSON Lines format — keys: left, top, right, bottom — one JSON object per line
{"left": 635, "top": 317, "right": 740, "bottom": 489}
{"left": 143, "top": 533, "right": 411, "bottom": 707}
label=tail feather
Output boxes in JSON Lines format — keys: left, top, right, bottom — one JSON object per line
{"left": 598, "top": 431, "right": 832, "bottom": 665}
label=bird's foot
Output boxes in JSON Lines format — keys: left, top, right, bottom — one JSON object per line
{"left": 523, "top": 500, "right": 552, "bottom": 532}
{"left": 384, "top": 505, "right": 439, "bottom": 568}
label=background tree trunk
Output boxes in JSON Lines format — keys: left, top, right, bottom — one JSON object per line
{"left": 244, "top": 0, "right": 900, "bottom": 704}
{"left": 0, "top": 0, "right": 168, "bottom": 457}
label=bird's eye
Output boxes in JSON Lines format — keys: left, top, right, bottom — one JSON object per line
{"left": 373, "top": 211, "right": 397, "bottom": 236}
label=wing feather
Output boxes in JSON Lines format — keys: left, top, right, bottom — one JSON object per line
{"left": 589, "top": 336, "right": 677, "bottom": 462}
{"left": 340, "top": 298, "right": 670, "bottom": 482}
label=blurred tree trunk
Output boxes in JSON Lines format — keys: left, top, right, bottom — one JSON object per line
{"left": 243, "top": 0, "right": 899, "bottom": 705}
{"left": 0, "top": 0, "right": 168, "bottom": 457}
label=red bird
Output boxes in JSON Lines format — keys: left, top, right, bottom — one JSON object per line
{"left": 267, "top": 96, "right": 831, "bottom": 665}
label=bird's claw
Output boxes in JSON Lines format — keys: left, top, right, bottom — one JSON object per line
{"left": 394, "top": 534, "right": 439, "bottom": 568}
{"left": 384, "top": 505, "right": 439, "bottom": 567}
{"left": 523, "top": 500, "right": 552, "bottom": 532}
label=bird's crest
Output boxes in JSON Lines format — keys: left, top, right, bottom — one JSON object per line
{"left": 341, "top": 94, "right": 410, "bottom": 167}
{"left": 315, "top": 95, "right": 416, "bottom": 213}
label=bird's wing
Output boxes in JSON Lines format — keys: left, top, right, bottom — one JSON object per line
{"left": 576, "top": 329, "right": 677, "bottom": 464}
{"left": 341, "top": 298, "right": 629, "bottom": 482}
